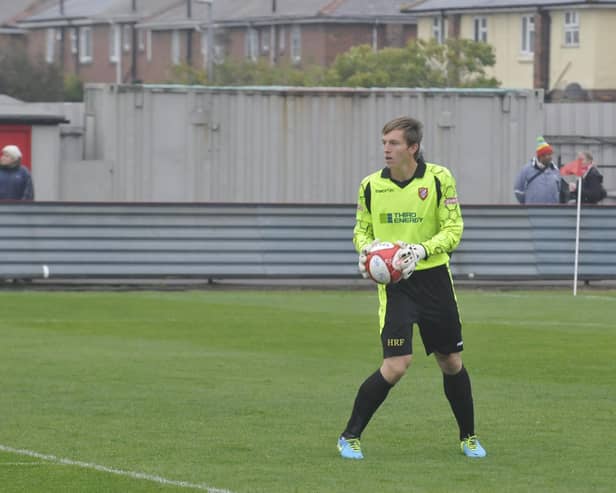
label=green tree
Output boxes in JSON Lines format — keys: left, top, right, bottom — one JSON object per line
{"left": 324, "top": 39, "right": 499, "bottom": 88}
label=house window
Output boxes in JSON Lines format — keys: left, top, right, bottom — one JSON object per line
{"left": 123, "top": 25, "right": 132, "bottom": 52}
{"left": 278, "top": 27, "right": 286, "bottom": 54}
{"left": 521, "top": 14, "right": 535, "bottom": 55}
{"left": 146, "top": 30, "right": 152, "bottom": 62}
{"left": 261, "top": 28, "right": 270, "bottom": 54}
{"left": 70, "top": 28, "right": 78, "bottom": 54}
{"left": 564, "top": 11, "right": 579, "bottom": 46}
{"left": 245, "top": 28, "right": 258, "bottom": 61}
{"left": 432, "top": 16, "right": 443, "bottom": 44}
{"left": 201, "top": 31, "right": 208, "bottom": 59}
{"left": 473, "top": 16, "right": 488, "bottom": 42}
{"left": 290, "top": 25, "right": 301, "bottom": 63}
{"left": 171, "top": 30, "right": 181, "bottom": 64}
{"left": 137, "top": 29, "right": 145, "bottom": 52}
{"left": 109, "top": 25, "right": 120, "bottom": 62}
{"left": 45, "top": 28, "right": 55, "bottom": 63}
{"left": 79, "top": 27, "right": 92, "bottom": 63}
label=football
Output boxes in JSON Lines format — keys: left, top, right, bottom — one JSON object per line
{"left": 365, "top": 242, "right": 403, "bottom": 284}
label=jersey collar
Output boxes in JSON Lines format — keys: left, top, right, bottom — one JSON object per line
{"left": 380, "top": 156, "right": 427, "bottom": 181}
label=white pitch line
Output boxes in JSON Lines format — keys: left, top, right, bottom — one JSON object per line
{"left": 0, "top": 445, "right": 235, "bottom": 493}
{"left": 0, "top": 462, "right": 51, "bottom": 466}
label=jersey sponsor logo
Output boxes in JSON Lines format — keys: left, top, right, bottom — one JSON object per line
{"left": 374, "top": 187, "right": 396, "bottom": 193}
{"left": 386, "top": 338, "right": 406, "bottom": 347}
{"left": 379, "top": 212, "right": 424, "bottom": 224}
{"left": 444, "top": 197, "right": 459, "bottom": 205}
{"left": 418, "top": 187, "right": 429, "bottom": 200}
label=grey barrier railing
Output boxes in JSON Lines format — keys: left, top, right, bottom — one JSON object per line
{"left": 0, "top": 203, "right": 614, "bottom": 281}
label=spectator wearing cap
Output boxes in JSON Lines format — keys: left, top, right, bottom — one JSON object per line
{"left": 514, "top": 136, "right": 565, "bottom": 204}
{"left": 0, "top": 145, "right": 34, "bottom": 201}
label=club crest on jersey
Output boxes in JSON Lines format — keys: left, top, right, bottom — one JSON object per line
{"left": 418, "top": 187, "right": 429, "bottom": 200}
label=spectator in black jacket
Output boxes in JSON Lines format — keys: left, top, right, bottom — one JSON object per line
{"left": 0, "top": 145, "right": 34, "bottom": 201}
{"left": 560, "top": 151, "right": 607, "bottom": 204}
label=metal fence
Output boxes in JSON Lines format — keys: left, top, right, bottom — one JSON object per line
{"left": 68, "top": 85, "right": 543, "bottom": 204}
{"left": 51, "top": 95, "right": 616, "bottom": 204}
{"left": 1, "top": 203, "right": 614, "bottom": 281}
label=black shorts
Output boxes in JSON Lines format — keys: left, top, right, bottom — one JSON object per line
{"left": 378, "top": 264, "right": 463, "bottom": 357}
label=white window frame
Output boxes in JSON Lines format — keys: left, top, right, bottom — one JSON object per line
{"left": 79, "top": 27, "right": 92, "bottom": 63}
{"left": 521, "top": 14, "right": 535, "bottom": 55}
{"left": 146, "top": 30, "right": 152, "bottom": 62}
{"left": 245, "top": 27, "right": 258, "bottom": 61}
{"left": 278, "top": 26, "right": 286, "bottom": 54}
{"left": 261, "top": 28, "right": 270, "bottom": 54}
{"left": 137, "top": 29, "right": 145, "bottom": 52}
{"left": 213, "top": 44, "right": 224, "bottom": 64}
{"left": 109, "top": 25, "right": 120, "bottom": 62}
{"left": 564, "top": 11, "right": 579, "bottom": 47}
{"left": 432, "top": 16, "right": 443, "bottom": 44}
{"left": 290, "top": 25, "right": 301, "bottom": 64}
{"left": 123, "top": 25, "right": 132, "bottom": 52}
{"left": 473, "top": 16, "right": 488, "bottom": 43}
{"left": 45, "top": 28, "right": 55, "bottom": 63}
{"left": 70, "top": 28, "right": 78, "bottom": 54}
{"left": 200, "top": 31, "right": 210, "bottom": 67}
{"left": 200, "top": 31, "right": 208, "bottom": 58}
{"left": 171, "top": 30, "right": 181, "bottom": 65}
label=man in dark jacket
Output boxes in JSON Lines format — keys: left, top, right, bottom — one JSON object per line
{"left": 560, "top": 151, "right": 607, "bottom": 204}
{"left": 0, "top": 145, "right": 34, "bottom": 200}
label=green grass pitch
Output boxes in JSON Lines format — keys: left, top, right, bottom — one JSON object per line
{"left": 0, "top": 288, "right": 614, "bottom": 492}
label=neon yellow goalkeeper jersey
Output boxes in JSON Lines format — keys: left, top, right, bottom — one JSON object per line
{"left": 353, "top": 159, "right": 463, "bottom": 271}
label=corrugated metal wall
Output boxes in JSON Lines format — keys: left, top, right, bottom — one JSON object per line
{"left": 80, "top": 85, "right": 544, "bottom": 204}
{"left": 1, "top": 203, "right": 614, "bottom": 281}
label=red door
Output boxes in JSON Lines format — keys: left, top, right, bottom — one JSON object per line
{"left": 0, "top": 125, "right": 32, "bottom": 170}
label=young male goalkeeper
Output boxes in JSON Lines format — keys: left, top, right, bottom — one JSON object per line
{"left": 337, "top": 116, "right": 486, "bottom": 460}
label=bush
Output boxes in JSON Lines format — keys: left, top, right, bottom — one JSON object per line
{"left": 63, "top": 74, "right": 84, "bottom": 102}
{"left": 0, "top": 45, "right": 65, "bottom": 101}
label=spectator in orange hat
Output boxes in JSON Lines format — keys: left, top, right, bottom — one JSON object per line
{"left": 514, "top": 136, "right": 567, "bottom": 204}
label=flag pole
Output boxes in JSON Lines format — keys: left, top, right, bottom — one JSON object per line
{"left": 573, "top": 176, "right": 582, "bottom": 296}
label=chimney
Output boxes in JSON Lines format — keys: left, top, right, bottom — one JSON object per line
{"left": 132, "top": 0, "right": 137, "bottom": 12}
{"left": 272, "top": 0, "right": 277, "bottom": 13}
{"left": 59, "top": 0, "right": 64, "bottom": 15}
{"left": 187, "top": 0, "right": 192, "bottom": 18}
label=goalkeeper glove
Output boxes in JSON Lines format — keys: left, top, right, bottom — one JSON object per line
{"left": 393, "top": 241, "right": 426, "bottom": 279}
{"left": 358, "top": 239, "right": 381, "bottom": 279}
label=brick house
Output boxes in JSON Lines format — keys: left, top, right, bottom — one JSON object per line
{"left": 15, "top": 0, "right": 417, "bottom": 84}
{"left": 16, "top": 0, "right": 178, "bottom": 84}
{"left": 0, "top": 0, "right": 47, "bottom": 52}
{"left": 402, "top": 0, "right": 616, "bottom": 101}
{"left": 209, "top": 0, "right": 416, "bottom": 68}
{"left": 136, "top": 0, "right": 418, "bottom": 82}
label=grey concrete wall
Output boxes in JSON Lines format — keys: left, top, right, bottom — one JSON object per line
{"left": 73, "top": 84, "right": 544, "bottom": 204}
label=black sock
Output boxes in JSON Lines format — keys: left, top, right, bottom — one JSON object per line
{"left": 443, "top": 366, "right": 475, "bottom": 440}
{"left": 342, "top": 369, "right": 393, "bottom": 439}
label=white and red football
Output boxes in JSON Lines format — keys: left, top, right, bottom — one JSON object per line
{"left": 365, "top": 242, "right": 403, "bottom": 284}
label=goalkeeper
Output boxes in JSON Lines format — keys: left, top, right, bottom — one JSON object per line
{"left": 337, "top": 116, "right": 486, "bottom": 460}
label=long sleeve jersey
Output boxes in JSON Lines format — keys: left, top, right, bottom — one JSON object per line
{"left": 353, "top": 158, "right": 463, "bottom": 271}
